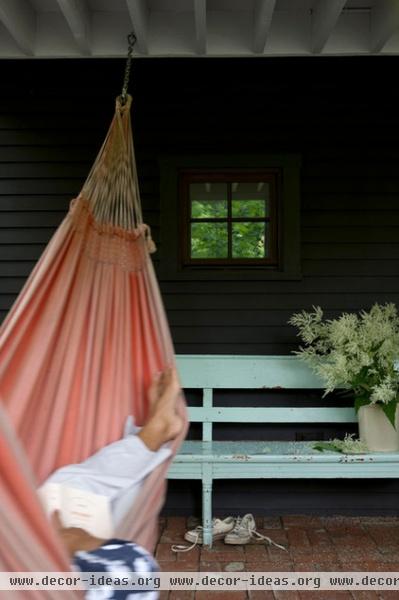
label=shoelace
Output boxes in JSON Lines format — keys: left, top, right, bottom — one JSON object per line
{"left": 251, "top": 528, "right": 287, "bottom": 551}
{"left": 171, "top": 530, "right": 201, "bottom": 553}
{"left": 172, "top": 521, "right": 216, "bottom": 553}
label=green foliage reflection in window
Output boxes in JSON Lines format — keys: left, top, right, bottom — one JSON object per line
{"left": 189, "top": 181, "right": 271, "bottom": 260}
{"left": 191, "top": 222, "right": 228, "bottom": 258}
{"left": 232, "top": 222, "right": 267, "bottom": 258}
{"left": 191, "top": 200, "right": 227, "bottom": 218}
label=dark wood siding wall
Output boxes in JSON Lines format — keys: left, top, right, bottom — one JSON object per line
{"left": 1, "top": 58, "right": 399, "bottom": 515}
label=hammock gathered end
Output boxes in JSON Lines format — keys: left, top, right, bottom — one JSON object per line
{"left": 76, "top": 95, "right": 156, "bottom": 260}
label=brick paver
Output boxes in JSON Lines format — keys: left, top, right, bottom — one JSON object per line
{"left": 154, "top": 515, "right": 399, "bottom": 599}
{"left": 248, "top": 591, "right": 275, "bottom": 600}
{"left": 248, "top": 590, "right": 274, "bottom": 600}
{"left": 196, "top": 592, "right": 247, "bottom": 599}
{"left": 169, "top": 593, "right": 195, "bottom": 600}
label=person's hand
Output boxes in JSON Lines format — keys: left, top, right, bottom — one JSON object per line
{"left": 51, "top": 511, "right": 106, "bottom": 558}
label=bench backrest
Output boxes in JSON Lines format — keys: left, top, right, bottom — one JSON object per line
{"left": 175, "top": 355, "right": 356, "bottom": 441}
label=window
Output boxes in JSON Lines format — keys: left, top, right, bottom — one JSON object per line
{"left": 159, "top": 155, "right": 301, "bottom": 281}
{"left": 180, "top": 171, "right": 279, "bottom": 266}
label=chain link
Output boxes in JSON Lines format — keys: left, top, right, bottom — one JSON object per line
{"left": 120, "top": 32, "right": 137, "bottom": 105}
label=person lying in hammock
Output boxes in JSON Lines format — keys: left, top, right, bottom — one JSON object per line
{"left": 46, "top": 368, "right": 183, "bottom": 600}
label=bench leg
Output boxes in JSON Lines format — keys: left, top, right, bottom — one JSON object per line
{"left": 202, "top": 480, "right": 213, "bottom": 548}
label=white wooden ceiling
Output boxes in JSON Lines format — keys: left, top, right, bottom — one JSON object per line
{"left": 0, "top": 0, "right": 398, "bottom": 58}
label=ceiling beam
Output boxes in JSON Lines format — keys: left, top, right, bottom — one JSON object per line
{"left": 311, "top": 0, "right": 347, "bottom": 54}
{"left": 0, "top": 0, "right": 35, "bottom": 55}
{"left": 371, "top": 0, "right": 399, "bottom": 53}
{"left": 194, "top": 0, "right": 206, "bottom": 55}
{"left": 253, "top": 0, "right": 276, "bottom": 54}
{"left": 56, "top": 0, "right": 91, "bottom": 54}
{"left": 126, "top": 0, "right": 149, "bottom": 54}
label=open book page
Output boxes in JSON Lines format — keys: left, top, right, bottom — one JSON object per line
{"left": 38, "top": 482, "right": 114, "bottom": 539}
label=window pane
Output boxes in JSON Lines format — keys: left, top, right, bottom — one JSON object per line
{"left": 232, "top": 222, "right": 267, "bottom": 258}
{"left": 232, "top": 182, "right": 269, "bottom": 217}
{"left": 191, "top": 223, "right": 228, "bottom": 258}
{"left": 190, "top": 183, "right": 228, "bottom": 218}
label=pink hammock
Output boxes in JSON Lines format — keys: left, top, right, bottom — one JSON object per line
{"left": 0, "top": 96, "right": 187, "bottom": 583}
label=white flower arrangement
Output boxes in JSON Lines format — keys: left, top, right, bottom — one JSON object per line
{"left": 289, "top": 303, "right": 399, "bottom": 427}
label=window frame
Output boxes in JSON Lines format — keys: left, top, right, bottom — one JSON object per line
{"left": 180, "top": 170, "right": 279, "bottom": 266}
{"left": 159, "top": 154, "right": 301, "bottom": 281}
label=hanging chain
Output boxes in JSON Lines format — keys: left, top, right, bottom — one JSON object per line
{"left": 120, "top": 32, "right": 137, "bottom": 105}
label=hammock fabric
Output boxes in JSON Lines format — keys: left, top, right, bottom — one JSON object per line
{"left": 0, "top": 96, "right": 187, "bottom": 584}
{"left": 0, "top": 403, "right": 77, "bottom": 598}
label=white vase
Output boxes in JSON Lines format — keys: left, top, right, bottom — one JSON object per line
{"left": 358, "top": 404, "right": 399, "bottom": 452}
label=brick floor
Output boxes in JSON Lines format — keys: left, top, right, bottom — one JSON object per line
{"left": 155, "top": 515, "right": 399, "bottom": 599}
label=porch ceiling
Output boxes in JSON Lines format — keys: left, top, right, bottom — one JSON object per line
{"left": 0, "top": 0, "right": 398, "bottom": 58}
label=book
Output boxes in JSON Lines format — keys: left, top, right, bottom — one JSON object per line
{"left": 38, "top": 482, "right": 114, "bottom": 539}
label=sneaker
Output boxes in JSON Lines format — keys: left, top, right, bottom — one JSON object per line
{"left": 172, "top": 516, "right": 236, "bottom": 553}
{"left": 224, "top": 514, "right": 287, "bottom": 551}
{"left": 224, "top": 514, "right": 256, "bottom": 544}
{"left": 184, "top": 516, "right": 236, "bottom": 544}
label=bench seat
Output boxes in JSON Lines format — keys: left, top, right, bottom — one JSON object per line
{"left": 169, "top": 441, "right": 399, "bottom": 478}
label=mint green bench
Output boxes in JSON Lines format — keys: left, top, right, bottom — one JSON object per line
{"left": 169, "top": 355, "right": 399, "bottom": 547}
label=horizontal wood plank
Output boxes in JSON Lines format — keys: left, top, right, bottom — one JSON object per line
{"left": 176, "top": 355, "right": 323, "bottom": 388}
{"left": 188, "top": 407, "right": 356, "bottom": 423}
{"left": 161, "top": 293, "right": 399, "bottom": 311}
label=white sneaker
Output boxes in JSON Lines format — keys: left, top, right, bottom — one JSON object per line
{"left": 224, "top": 514, "right": 287, "bottom": 551}
{"left": 224, "top": 514, "right": 256, "bottom": 544}
{"left": 172, "top": 516, "right": 236, "bottom": 553}
{"left": 184, "top": 516, "right": 236, "bottom": 544}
